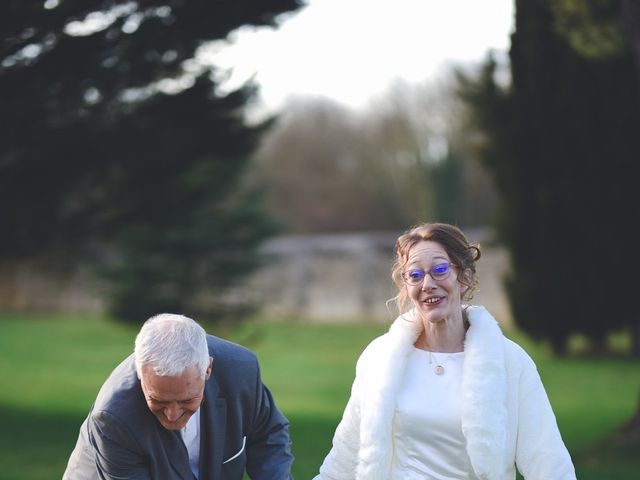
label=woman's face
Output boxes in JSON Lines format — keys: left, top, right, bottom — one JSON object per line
{"left": 405, "top": 240, "right": 465, "bottom": 324}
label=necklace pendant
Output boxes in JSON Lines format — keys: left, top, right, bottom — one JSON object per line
{"left": 434, "top": 364, "right": 445, "bottom": 375}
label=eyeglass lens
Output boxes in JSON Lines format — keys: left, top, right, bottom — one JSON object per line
{"left": 404, "top": 263, "right": 451, "bottom": 285}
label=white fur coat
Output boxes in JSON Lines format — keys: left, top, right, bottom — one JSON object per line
{"left": 314, "top": 306, "right": 576, "bottom": 480}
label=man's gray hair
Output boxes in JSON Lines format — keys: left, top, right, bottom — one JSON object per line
{"left": 134, "top": 313, "right": 210, "bottom": 379}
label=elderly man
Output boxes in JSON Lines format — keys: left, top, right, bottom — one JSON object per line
{"left": 63, "top": 313, "right": 293, "bottom": 479}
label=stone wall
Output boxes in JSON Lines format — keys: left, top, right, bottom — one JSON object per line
{"left": 0, "top": 230, "right": 512, "bottom": 325}
{"left": 0, "top": 257, "right": 106, "bottom": 313}
{"left": 248, "top": 229, "right": 512, "bottom": 325}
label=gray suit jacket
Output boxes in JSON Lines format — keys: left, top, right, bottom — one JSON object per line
{"left": 63, "top": 335, "right": 293, "bottom": 479}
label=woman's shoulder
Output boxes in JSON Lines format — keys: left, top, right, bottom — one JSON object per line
{"left": 502, "top": 336, "right": 538, "bottom": 371}
{"left": 357, "top": 331, "right": 392, "bottom": 366}
{"left": 466, "top": 305, "right": 538, "bottom": 371}
{"left": 356, "top": 313, "right": 420, "bottom": 371}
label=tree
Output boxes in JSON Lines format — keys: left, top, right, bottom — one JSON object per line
{"left": 0, "top": 0, "right": 303, "bottom": 321}
{"left": 460, "top": 0, "right": 640, "bottom": 354}
{"left": 253, "top": 82, "right": 498, "bottom": 234}
{"left": 621, "top": 0, "right": 640, "bottom": 78}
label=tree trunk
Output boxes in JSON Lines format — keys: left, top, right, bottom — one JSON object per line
{"left": 549, "top": 333, "right": 568, "bottom": 357}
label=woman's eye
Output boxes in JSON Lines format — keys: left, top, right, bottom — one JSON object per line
{"left": 408, "top": 270, "right": 424, "bottom": 279}
{"left": 432, "top": 264, "right": 449, "bottom": 275}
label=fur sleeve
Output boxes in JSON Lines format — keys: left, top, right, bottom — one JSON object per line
{"left": 312, "top": 349, "right": 369, "bottom": 480}
{"left": 514, "top": 354, "right": 576, "bottom": 479}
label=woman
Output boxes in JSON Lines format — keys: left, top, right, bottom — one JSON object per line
{"left": 313, "top": 223, "right": 576, "bottom": 480}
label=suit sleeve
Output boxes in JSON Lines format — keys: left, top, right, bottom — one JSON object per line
{"left": 244, "top": 363, "right": 294, "bottom": 480}
{"left": 514, "top": 358, "right": 576, "bottom": 480}
{"left": 88, "top": 410, "right": 151, "bottom": 480}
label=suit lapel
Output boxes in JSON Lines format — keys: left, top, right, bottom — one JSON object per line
{"left": 161, "top": 428, "right": 195, "bottom": 479}
{"left": 200, "top": 376, "right": 227, "bottom": 480}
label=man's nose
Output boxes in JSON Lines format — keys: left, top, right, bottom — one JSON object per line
{"left": 164, "top": 403, "right": 183, "bottom": 421}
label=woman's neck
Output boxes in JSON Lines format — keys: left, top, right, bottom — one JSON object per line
{"left": 414, "top": 312, "right": 467, "bottom": 352}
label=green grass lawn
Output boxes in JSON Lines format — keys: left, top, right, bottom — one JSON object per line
{"left": 0, "top": 313, "right": 638, "bottom": 479}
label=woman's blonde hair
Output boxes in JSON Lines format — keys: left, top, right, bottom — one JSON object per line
{"left": 390, "top": 223, "right": 481, "bottom": 314}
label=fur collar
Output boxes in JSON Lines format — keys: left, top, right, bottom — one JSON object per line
{"left": 356, "top": 306, "right": 508, "bottom": 480}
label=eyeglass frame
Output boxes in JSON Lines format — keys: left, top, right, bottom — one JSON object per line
{"left": 402, "top": 262, "right": 457, "bottom": 286}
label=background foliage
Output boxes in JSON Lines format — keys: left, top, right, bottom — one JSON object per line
{"left": 253, "top": 84, "right": 499, "bottom": 234}
{"left": 459, "top": 0, "right": 640, "bottom": 354}
{"left": 0, "top": 0, "right": 303, "bottom": 321}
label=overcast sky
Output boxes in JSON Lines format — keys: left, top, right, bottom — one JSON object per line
{"left": 202, "top": 0, "right": 515, "bottom": 112}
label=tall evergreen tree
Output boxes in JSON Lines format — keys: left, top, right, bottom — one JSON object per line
{"left": 0, "top": 0, "right": 303, "bottom": 321}
{"left": 460, "top": 0, "right": 640, "bottom": 354}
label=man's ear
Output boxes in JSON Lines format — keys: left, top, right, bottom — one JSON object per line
{"left": 204, "top": 357, "right": 213, "bottom": 380}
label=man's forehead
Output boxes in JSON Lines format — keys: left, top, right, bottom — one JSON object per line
{"left": 140, "top": 366, "right": 204, "bottom": 398}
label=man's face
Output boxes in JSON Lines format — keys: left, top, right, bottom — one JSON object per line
{"left": 139, "top": 360, "right": 211, "bottom": 430}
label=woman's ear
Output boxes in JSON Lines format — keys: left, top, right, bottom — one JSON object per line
{"left": 459, "top": 268, "right": 473, "bottom": 298}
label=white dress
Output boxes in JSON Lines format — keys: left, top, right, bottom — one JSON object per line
{"left": 392, "top": 348, "right": 478, "bottom": 479}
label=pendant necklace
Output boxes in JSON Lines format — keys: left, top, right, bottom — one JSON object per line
{"left": 424, "top": 337, "right": 449, "bottom": 375}
{"left": 428, "top": 350, "right": 447, "bottom": 375}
